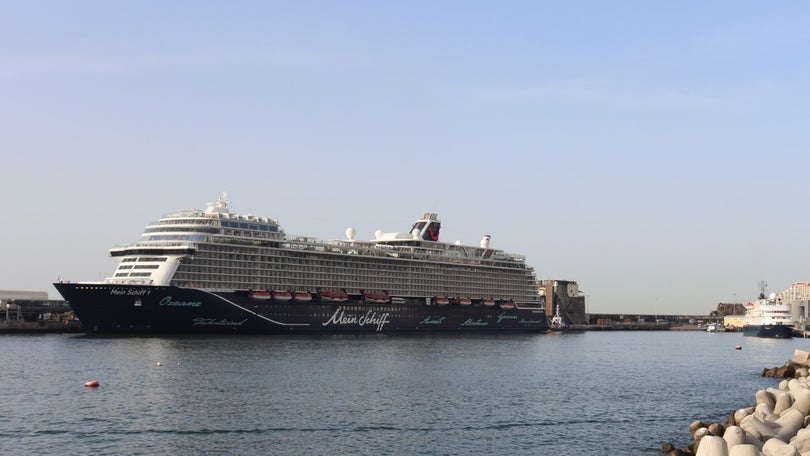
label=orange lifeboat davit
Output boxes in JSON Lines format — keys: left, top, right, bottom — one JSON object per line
{"left": 320, "top": 289, "right": 349, "bottom": 302}
{"left": 294, "top": 292, "right": 312, "bottom": 302}
{"left": 364, "top": 292, "right": 390, "bottom": 304}
{"left": 482, "top": 298, "right": 495, "bottom": 307}
{"left": 454, "top": 298, "right": 472, "bottom": 306}
{"left": 499, "top": 300, "right": 515, "bottom": 310}
{"left": 273, "top": 291, "right": 292, "bottom": 302}
{"left": 250, "top": 290, "right": 271, "bottom": 301}
{"left": 434, "top": 297, "right": 450, "bottom": 306}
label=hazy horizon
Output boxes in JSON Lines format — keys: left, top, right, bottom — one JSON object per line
{"left": 3, "top": 2, "right": 809, "bottom": 314}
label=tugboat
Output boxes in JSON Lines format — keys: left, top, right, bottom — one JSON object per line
{"left": 548, "top": 304, "right": 568, "bottom": 332}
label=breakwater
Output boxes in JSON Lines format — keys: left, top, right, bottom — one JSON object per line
{"left": 663, "top": 349, "right": 810, "bottom": 455}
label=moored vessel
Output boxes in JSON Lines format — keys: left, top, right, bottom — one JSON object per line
{"left": 54, "top": 194, "right": 549, "bottom": 334}
{"left": 743, "top": 284, "right": 793, "bottom": 338}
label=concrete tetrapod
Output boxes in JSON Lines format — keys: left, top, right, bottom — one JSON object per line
{"left": 722, "top": 426, "right": 747, "bottom": 448}
{"left": 695, "top": 435, "right": 727, "bottom": 456}
{"left": 760, "top": 437, "right": 799, "bottom": 456}
{"left": 662, "top": 350, "right": 810, "bottom": 455}
{"left": 727, "top": 445, "right": 761, "bottom": 456}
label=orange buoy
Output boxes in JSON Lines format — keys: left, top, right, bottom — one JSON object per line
{"left": 84, "top": 380, "right": 100, "bottom": 388}
{"left": 735, "top": 345, "right": 742, "bottom": 350}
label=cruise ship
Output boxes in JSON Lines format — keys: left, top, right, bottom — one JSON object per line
{"left": 54, "top": 194, "right": 549, "bottom": 334}
{"left": 743, "top": 291, "right": 793, "bottom": 338}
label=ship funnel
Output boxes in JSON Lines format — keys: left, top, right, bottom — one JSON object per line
{"left": 410, "top": 212, "right": 441, "bottom": 242}
{"left": 480, "top": 235, "right": 491, "bottom": 249}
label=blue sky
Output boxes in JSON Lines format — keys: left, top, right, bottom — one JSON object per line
{"left": 2, "top": 1, "right": 808, "bottom": 314}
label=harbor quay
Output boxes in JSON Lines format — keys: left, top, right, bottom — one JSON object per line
{"left": 577, "top": 313, "right": 724, "bottom": 331}
{"left": 0, "top": 290, "right": 83, "bottom": 333}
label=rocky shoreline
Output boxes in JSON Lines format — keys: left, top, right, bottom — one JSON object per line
{"left": 662, "top": 349, "right": 810, "bottom": 456}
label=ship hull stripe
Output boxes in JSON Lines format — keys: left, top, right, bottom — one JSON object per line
{"left": 54, "top": 283, "right": 549, "bottom": 334}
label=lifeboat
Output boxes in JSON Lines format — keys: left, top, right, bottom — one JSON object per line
{"left": 273, "top": 291, "right": 292, "bottom": 302}
{"left": 454, "top": 298, "right": 472, "bottom": 306}
{"left": 481, "top": 298, "right": 495, "bottom": 307}
{"left": 250, "top": 290, "right": 272, "bottom": 301}
{"left": 434, "top": 297, "right": 450, "bottom": 306}
{"left": 320, "top": 289, "right": 349, "bottom": 302}
{"left": 499, "top": 300, "right": 515, "bottom": 310}
{"left": 364, "top": 292, "right": 390, "bottom": 304}
{"left": 294, "top": 292, "right": 312, "bottom": 302}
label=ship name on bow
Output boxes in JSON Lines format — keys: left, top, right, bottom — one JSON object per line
{"left": 109, "top": 288, "right": 150, "bottom": 296}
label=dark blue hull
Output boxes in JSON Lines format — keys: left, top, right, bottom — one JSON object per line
{"left": 53, "top": 283, "right": 549, "bottom": 334}
{"left": 742, "top": 324, "right": 793, "bottom": 338}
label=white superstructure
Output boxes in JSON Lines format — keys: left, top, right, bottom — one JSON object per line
{"left": 744, "top": 293, "right": 793, "bottom": 327}
{"left": 102, "top": 194, "right": 542, "bottom": 305}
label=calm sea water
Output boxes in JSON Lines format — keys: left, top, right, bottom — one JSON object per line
{"left": 0, "top": 331, "right": 805, "bottom": 455}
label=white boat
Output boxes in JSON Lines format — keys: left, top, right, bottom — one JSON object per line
{"left": 743, "top": 286, "right": 793, "bottom": 338}
{"left": 705, "top": 322, "right": 724, "bottom": 333}
{"left": 548, "top": 304, "right": 567, "bottom": 331}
